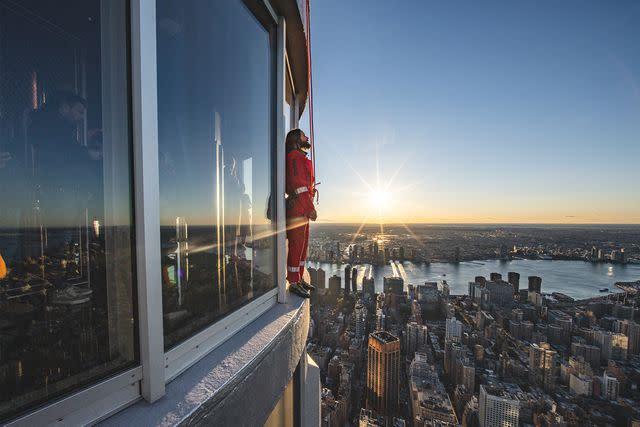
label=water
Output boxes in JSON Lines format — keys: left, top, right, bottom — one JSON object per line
{"left": 308, "top": 259, "right": 640, "bottom": 300}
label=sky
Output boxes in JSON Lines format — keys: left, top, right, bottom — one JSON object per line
{"left": 304, "top": 0, "right": 640, "bottom": 224}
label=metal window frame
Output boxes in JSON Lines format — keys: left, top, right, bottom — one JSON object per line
{"left": 4, "top": 367, "right": 143, "bottom": 427}
{"left": 3, "top": 0, "right": 292, "bottom": 423}
{"left": 276, "top": 14, "right": 288, "bottom": 304}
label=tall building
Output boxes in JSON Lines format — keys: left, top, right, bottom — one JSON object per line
{"left": 410, "top": 353, "right": 458, "bottom": 426}
{"left": 478, "top": 384, "right": 520, "bottom": 427}
{"left": 367, "top": 331, "right": 400, "bottom": 417}
{"left": 485, "top": 280, "right": 514, "bottom": 308}
{"left": 355, "top": 303, "right": 367, "bottom": 338}
{"left": 529, "top": 342, "right": 558, "bottom": 392}
{"left": 329, "top": 275, "right": 342, "bottom": 296}
{"left": 446, "top": 317, "right": 463, "bottom": 343}
{"left": 405, "top": 322, "right": 429, "bottom": 357}
{"left": 569, "top": 374, "right": 593, "bottom": 396}
{"left": 571, "top": 342, "right": 601, "bottom": 370}
{"left": 363, "top": 276, "right": 375, "bottom": 298}
{"left": 507, "top": 272, "right": 520, "bottom": 294}
{"left": 317, "top": 268, "right": 327, "bottom": 290}
{"left": 489, "top": 272, "right": 502, "bottom": 282}
{"left": 352, "top": 266, "right": 359, "bottom": 293}
{"left": 602, "top": 371, "right": 620, "bottom": 400}
{"left": 629, "top": 322, "right": 640, "bottom": 355}
{"left": 345, "top": 265, "right": 352, "bottom": 295}
{"left": 528, "top": 276, "right": 542, "bottom": 293}
{"left": 383, "top": 276, "right": 404, "bottom": 296}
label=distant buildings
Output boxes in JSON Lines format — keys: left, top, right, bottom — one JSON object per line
{"left": 405, "top": 322, "right": 428, "bottom": 358}
{"left": 359, "top": 408, "right": 385, "bottom": 426}
{"left": 571, "top": 342, "right": 601, "bottom": 370}
{"left": 352, "top": 266, "right": 358, "bottom": 293}
{"left": 507, "top": 271, "right": 520, "bottom": 294}
{"left": 602, "top": 371, "right": 620, "bottom": 401}
{"left": 629, "top": 322, "right": 640, "bottom": 355}
{"left": 409, "top": 352, "right": 457, "bottom": 426}
{"left": 485, "top": 280, "right": 514, "bottom": 309}
{"left": 383, "top": 276, "right": 404, "bottom": 296}
{"left": 528, "top": 276, "right": 542, "bottom": 293}
{"left": 478, "top": 384, "right": 520, "bottom": 427}
{"left": 367, "top": 331, "right": 400, "bottom": 417}
{"left": 363, "top": 276, "right": 375, "bottom": 298}
{"left": 569, "top": 373, "right": 593, "bottom": 396}
{"left": 445, "top": 317, "right": 463, "bottom": 342}
{"left": 328, "top": 275, "right": 341, "bottom": 296}
{"left": 345, "top": 265, "right": 352, "bottom": 295}
{"left": 529, "top": 342, "right": 558, "bottom": 392}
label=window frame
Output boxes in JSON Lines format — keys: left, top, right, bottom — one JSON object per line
{"left": 4, "top": 0, "right": 291, "bottom": 424}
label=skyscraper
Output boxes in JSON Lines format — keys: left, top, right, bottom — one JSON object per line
{"left": 602, "top": 371, "right": 620, "bottom": 401}
{"left": 367, "top": 331, "right": 400, "bottom": 417}
{"left": 329, "top": 275, "right": 342, "bottom": 296}
{"left": 308, "top": 267, "right": 318, "bottom": 289}
{"left": 345, "top": 265, "right": 352, "bottom": 295}
{"left": 507, "top": 272, "right": 520, "bottom": 294}
{"left": 529, "top": 342, "right": 558, "bottom": 392}
{"left": 316, "top": 268, "right": 326, "bottom": 290}
{"left": 363, "top": 276, "right": 375, "bottom": 298}
{"left": 383, "top": 276, "right": 404, "bottom": 296}
{"left": 478, "top": 384, "right": 520, "bottom": 427}
{"left": 445, "top": 317, "right": 463, "bottom": 343}
{"left": 528, "top": 276, "right": 542, "bottom": 293}
{"left": 629, "top": 322, "right": 640, "bottom": 355}
{"left": 489, "top": 272, "right": 502, "bottom": 282}
{"left": 405, "top": 322, "right": 428, "bottom": 357}
{"left": 352, "top": 266, "right": 358, "bottom": 293}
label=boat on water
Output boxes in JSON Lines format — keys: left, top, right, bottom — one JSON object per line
{"left": 599, "top": 288, "right": 609, "bottom": 293}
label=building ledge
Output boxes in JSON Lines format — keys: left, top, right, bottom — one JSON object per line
{"left": 99, "top": 294, "right": 309, "bottom": 427}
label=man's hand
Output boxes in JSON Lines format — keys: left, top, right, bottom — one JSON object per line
{"left": 0, "top": 152, "right": 11, "bottom": 169}
{"left": 308, "top": 208, "right": 318, "bottom": 221}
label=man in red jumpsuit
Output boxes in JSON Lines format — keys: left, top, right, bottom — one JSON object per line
{"left": 285, "top": 129, "right": 317, "bottom": 298}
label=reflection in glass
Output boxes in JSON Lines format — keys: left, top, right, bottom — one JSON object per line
{"left": 0, "top": 0, "right": 136, "bottom": 419}
{"left": 157, "top": 0, "right": 276, "bottom": 349}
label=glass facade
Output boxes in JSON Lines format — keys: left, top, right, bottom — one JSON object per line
{"left": 156, "top": 0, "right": 277, "bottom": 349}
{"left": 0, "top": 0, "right": 137, "bottom": 419}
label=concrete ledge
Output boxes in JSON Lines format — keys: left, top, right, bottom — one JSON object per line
{"left": 99, "top": 294, "right": 309, "bottom": 427}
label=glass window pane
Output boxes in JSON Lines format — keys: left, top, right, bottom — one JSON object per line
{"left": 157, "top": 0, "right": 276, "bottom": 349}
{"left": 0, "top": 0, "right": 136, "bottom": 419}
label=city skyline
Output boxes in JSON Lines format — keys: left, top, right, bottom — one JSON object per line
{"left": 305, "top": 0, "right": 640, "bottom": 224}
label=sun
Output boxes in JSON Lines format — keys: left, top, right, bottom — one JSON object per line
{"left": 369, "top": 189, "right": 390, "bottom": 210}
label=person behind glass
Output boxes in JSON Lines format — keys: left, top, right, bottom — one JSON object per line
{"left": 285, "top": 129, "right": 317, "bottom": 298}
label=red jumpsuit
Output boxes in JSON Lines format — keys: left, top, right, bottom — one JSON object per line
{"left": 286, "top": 149, "right": 315, "bottom": 284}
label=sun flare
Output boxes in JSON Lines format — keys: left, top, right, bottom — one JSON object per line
{"left": 369, "top": 189, "right": 390, "bottom": 210}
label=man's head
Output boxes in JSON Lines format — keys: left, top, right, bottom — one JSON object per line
{"left": 285, "top": 128, "right": 311, "bottom": 152}
{"left": 52, "top": 92, "right": 87, "bottom": 123}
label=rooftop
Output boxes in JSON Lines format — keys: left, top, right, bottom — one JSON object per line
{"left": 371, "top": 330, "right": 399, "bottom": 344}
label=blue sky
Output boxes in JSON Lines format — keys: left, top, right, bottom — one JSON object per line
{"left": 305, "top": 0, "right": 640, "bottom": 223}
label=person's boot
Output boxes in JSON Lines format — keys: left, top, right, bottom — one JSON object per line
{"left": 300, "top": 278, "right": 315, "bottom": 291}
{"left": 289, "top": 282, "right": 311, "bottom": 298}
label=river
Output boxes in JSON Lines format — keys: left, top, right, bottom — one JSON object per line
{"left": 308, "top": 259, "right": 640, "bottom": 299}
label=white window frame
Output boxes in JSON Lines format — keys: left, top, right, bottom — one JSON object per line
{"left": 4, "top": 0, "right": 292, "bottom": 424}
